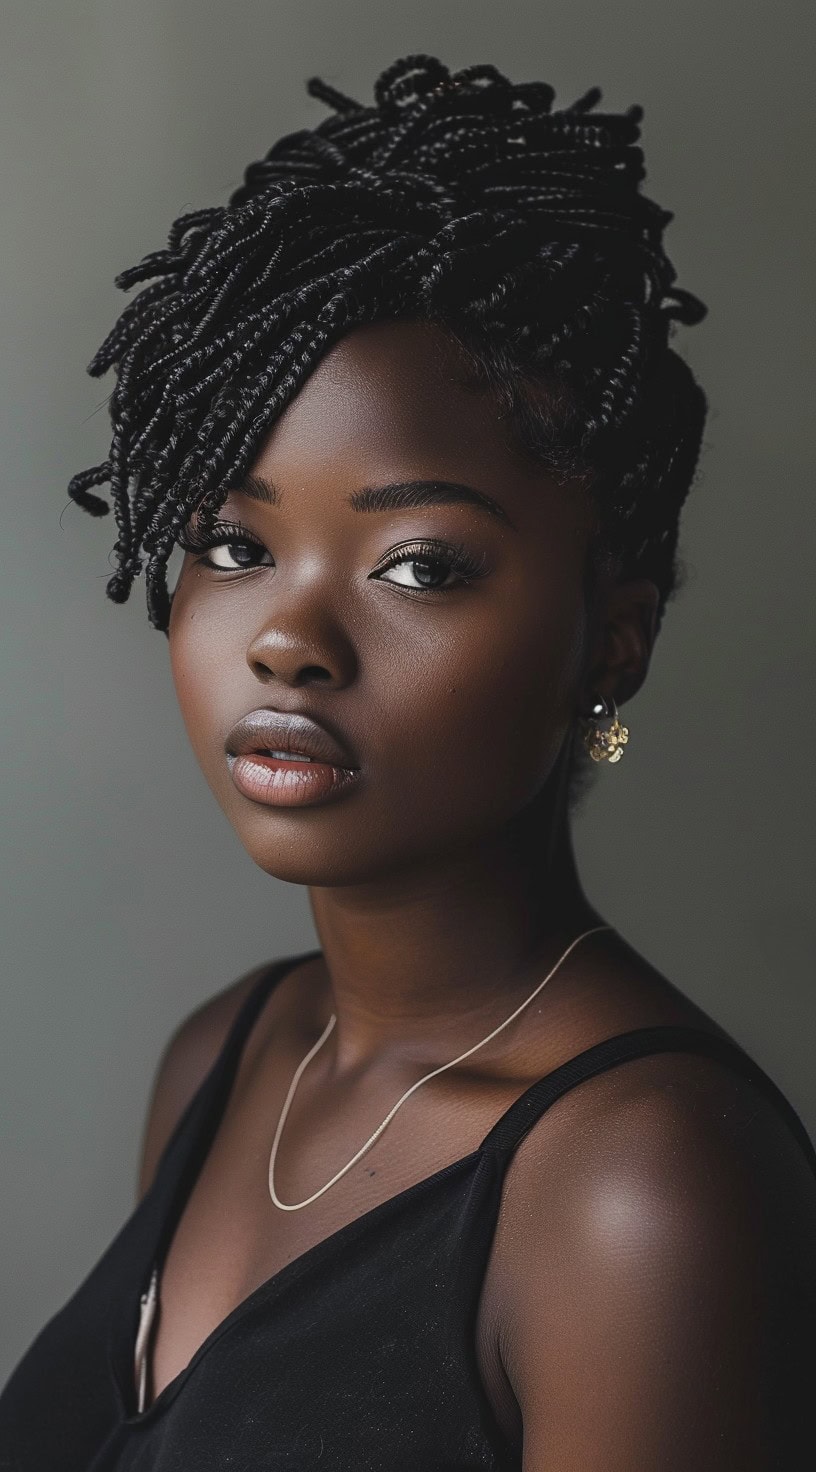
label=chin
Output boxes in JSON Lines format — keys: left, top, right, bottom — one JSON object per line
{"left": 232, "top": 815, "right": 460, "bottom": 890}
{"left": 246, "top": 845, "right": 396, "bottom": 889}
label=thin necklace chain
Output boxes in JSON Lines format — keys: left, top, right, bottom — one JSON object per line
{"left": 268, "top": 923, "right": 613, "bottom": 1211}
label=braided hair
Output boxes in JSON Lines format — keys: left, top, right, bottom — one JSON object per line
{"left": 68, "top": 52, "right": 707, "bottom": 640}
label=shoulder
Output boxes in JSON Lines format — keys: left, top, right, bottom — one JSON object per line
{"left": 135, "top": 959, "right": 273, "bottom": 1202}
{"left": 491, "top": 1046, "right": 816, "bottom": 1468}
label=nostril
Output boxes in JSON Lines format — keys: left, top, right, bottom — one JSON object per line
{"left": 250, "top": 662, "right": 335, "bottom": 685}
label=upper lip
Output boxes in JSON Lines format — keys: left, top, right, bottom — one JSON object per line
{"left": 225, "top": 709, "right": 359, "bottom": 769}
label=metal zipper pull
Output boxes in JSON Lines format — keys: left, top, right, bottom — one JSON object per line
{"left": 133, "top": 1263, "right": 159, "bottom": 1414}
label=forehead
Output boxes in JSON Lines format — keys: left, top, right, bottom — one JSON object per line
{"left": 218, "top": 319, "right": 597, "bottom": 550}
{"left": 245, "top": 320, "right": 529, "bottom": 487}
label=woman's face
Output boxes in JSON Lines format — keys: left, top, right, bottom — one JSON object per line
{"left": 168, "top": 320, "right": 608, "bottom": 887}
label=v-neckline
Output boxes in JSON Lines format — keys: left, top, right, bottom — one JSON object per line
{"left": 119, "top": 1145, "right": 487, "bottom": 1425}
{"left": 110, "top": 951, "right": 506, "bottom": 1426}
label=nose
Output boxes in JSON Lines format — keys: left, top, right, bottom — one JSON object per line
{"left": 245, "top": 596, "right": 358, "bottom": 690}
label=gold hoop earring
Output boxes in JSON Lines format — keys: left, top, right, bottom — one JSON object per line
{"left": 582, "top": 696, "right": 630, "bottom": 764}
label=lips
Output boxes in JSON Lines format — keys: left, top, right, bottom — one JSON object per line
{"left": 225, "top": 709, "right": 359, "bottom": 770}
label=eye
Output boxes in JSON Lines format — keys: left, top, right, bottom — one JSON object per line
{"left": 176, "top": 520, "right": 274, "bottom": 573}
{"left": 372, "top": 540, "right": 488, "bottom": 593}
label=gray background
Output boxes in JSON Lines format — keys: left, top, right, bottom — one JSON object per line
{"left": 1, "top": 0, "right": 813, "bottom": 1382}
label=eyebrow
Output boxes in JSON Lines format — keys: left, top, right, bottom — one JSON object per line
{"left": 229, "top": 473, "right": 513, "bottom": 526}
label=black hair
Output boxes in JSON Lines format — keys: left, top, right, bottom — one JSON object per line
{"left": 68, "top": 52, "right": 707, "bottom": 661}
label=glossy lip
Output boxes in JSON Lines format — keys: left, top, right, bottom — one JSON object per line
{"left": 226, "top": 752, "right": 360, "bottom": 808}
{"left": 224, "top": 709, "right": 361, "bottom": 809}
{"left": 225, "top": 709, "right": 359, "bottom": 769}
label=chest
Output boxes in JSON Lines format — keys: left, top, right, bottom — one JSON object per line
{"left": 139, "top": 1087, "right": 522, "bottom": 1451}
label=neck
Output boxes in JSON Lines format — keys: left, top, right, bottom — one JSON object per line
{"left": 306, "top": 785, "right": 601, "bottom": 1075}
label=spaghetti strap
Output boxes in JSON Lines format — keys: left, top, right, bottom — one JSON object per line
{"left": 216, "top": 948, "right": 322, "bottom": 1071}
{"left": 481, "top": 1023, "right": 816, "bottom": 1177}
{"left": 148, "top": 948, "right": 321, "bottom": 1189}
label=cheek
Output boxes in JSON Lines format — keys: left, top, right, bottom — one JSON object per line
{"left": 167, "top": 587, "right": 240, "bottom": 777}
{"left": 363, "top": 579, "right": 586, "bottom": 832}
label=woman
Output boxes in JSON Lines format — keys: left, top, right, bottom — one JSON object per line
{"left": 2, "top": 52, "right": 814, "bottom": 1470}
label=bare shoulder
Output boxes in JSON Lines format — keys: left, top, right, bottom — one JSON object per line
{"left": 491, "top": 1045, "right": 816, "bottom": 1468}
{"left": 135, "top": 960, "right": 274, "bottom": 1203}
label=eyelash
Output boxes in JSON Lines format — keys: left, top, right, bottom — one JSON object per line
{"left": 176, "top": 520, "right": 488, "bottom": 592}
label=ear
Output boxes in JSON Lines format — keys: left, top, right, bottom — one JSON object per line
{"left": 578, "top": 577, "right": 660, "bottom": 711}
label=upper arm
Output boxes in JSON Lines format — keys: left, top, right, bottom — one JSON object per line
{"left": 493, "top": 1054, "right": 816, "bottom": 1471}
{"left": 135, "top": 962, "right": 270, "bottom": 1203}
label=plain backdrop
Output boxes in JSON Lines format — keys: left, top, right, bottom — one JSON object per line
{"left": 1, "top": 0, "right": 813, "bottom": 1381}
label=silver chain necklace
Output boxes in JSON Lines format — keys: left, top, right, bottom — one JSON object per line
{"left": 268, "top": 923, "right": 612, "bottom": 1211}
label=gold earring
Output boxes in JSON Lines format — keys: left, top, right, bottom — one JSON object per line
{"left": 582, "top": 696, "right": 630, "bottom": 764}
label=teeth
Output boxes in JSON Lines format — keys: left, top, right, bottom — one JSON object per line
{"left": 261, "top": 749, "right": 313, "bottom": 761}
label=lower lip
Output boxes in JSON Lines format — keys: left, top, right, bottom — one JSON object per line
{"left": 226, "top": 752, "right": 360, "bottom": 808}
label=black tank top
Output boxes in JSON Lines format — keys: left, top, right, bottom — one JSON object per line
{"left": 2, "top": 951, "right": 815, "bottom": 1471}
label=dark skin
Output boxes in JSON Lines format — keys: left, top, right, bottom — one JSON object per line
{"left": 137, "top": 319, "right": 816, "bottom": 1466}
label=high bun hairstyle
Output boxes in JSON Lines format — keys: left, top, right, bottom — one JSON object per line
{"left": 68, "top": 52, "right": 707, "bottom": 637}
